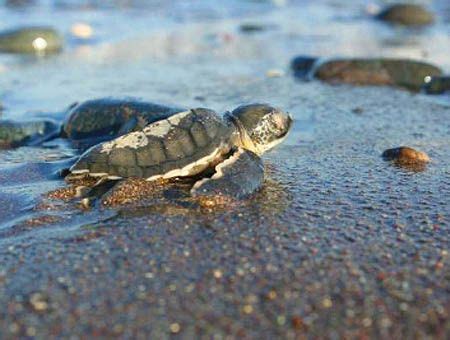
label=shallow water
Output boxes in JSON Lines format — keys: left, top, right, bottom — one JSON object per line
{"left": 0, "top": 0, "right": 449, "bottom": 338}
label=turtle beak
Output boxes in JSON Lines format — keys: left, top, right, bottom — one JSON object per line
{"left": 278, "top": 112, "right": 293, "bottom": 139}
{"left": 287, "top": 113, "right": 293, "bottom": 130}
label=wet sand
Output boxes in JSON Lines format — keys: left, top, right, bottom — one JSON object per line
{"left": 0, "top": 0, "right": 449, "bottom": 338}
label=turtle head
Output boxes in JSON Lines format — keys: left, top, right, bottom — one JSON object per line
{"left": 226, "top": 104, "right": 292, "bottom": 155}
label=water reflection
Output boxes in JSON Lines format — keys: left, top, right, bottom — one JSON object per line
{"left": 0, "top": 0, "right": 447, "bottom": 235}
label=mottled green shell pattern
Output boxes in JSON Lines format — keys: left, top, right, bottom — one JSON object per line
{"left": 69, "top": 108, "right": 234, "bottom": 180}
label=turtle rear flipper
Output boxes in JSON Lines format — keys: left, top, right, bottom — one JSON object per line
{"left": 191, "top": 148, "right": 264, "bottom": 199}
{"left": 0, "top": 119, "right": 60, "bottom": 148}
{"left": 67, "top": 176, "right": 119, "bottom": 209}
{"left": 84, "top": 178, "right": 119, "bottom": 204}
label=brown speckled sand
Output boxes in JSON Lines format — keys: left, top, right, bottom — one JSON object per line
{"left": 0, "top": 1, "right": 449, "bottom": 338}
{"left": 1, "top": 85, "right": 449, "bottom": 338}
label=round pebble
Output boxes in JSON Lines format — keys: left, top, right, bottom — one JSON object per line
{"left": 376, "top": 4, "right": 434, "bottom": 26}
{"left": 170, "top": 323, "right": 181, "bottom": 333}
{"left": 71, "top": 23, "right": 94, "bottom": 39}
{"left": 310, "top": 58, "right": 442, "bottom": 91}
{"left": 0, "top": 26, "right": 63, "bottom": 54}
{"left": 382, "top": 146, "right": 430, "bottom": 165}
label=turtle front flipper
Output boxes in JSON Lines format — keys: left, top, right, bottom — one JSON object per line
{"left": 0, "top": 119, "right": 61, "bottom": 148}
{"left": 191, "top": 148, "right": 264, "bottom": 199}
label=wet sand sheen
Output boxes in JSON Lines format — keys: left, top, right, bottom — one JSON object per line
{"left": 0, "top": 0, "right": 449, "bottom": 338}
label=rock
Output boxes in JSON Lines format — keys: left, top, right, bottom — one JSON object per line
{"left": 0, "top": 26, "right": 63, "bottom": 54}
{"left": 70, "top": 23, "right": 94, "bottom": 40}
{"left": 422, "top": 76, "right": 450, "bottom": 95}
{"left": 239, "top": 23, "right": 275, "bottom": 33}
{"left": 376, "top": 4, "right": 434, "bottom": 26}
{"left": 290, "top": 56, "right": 318, "bottom": 79}
{"left": 382, "top": 146, "right": 430, "bottom": 167}
{"left": 312, "top": 58, "right": 442, "bottom": 91}
{"left": 352, "top": 107, "right": 364, "bottom": 114}
{"left": 0, "top": 120, "right": 60, "bottom": 148}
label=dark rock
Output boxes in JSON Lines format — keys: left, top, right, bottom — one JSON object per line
{"left": 291, "top": 56, "right": 319, "bottom": 80}
{"left": 312, "top": 58, "right": 442, "bottom": 91}
{"left": 376, "top": 4, "right": 434, "bottom": 26}
{"left": 422, "top": 76, "right": 450, "bottom": 95}
{"left": 0, "top": 26, "right": 63, "bottom": 54}
{"left": 352, "top": 107, "right": 364, "bottom": 114}
{"left": 239, "top": 23, "right": 276, "bottom": 33}
{"left": 63, "top": 98, "right": 183, "bottom": 150}
{"left": 5, "top": 0, "right": 35, "bottom": 7}
{"left": 290, "top": 56, "right": 318, "bottom": 79}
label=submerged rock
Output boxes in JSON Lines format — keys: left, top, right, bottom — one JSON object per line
{"left": 422, "top": 76, "right": 450, "bottom": 95}
{"left": 312, "top": 58, "right": 442, "bottom": 91}
{"left": 0, "top": 26, "right": 63, "bottom": 54}
{"left": 376, "top": 4, "right": 434, "bottom": 26}
{"left": 382, "top": 146, "right": 430, "bottom": 171}
{"left": 0, "top": 120, "right": 60, "bottom": 148}
{"left": 290, "top": 56, "right": 318, "bottom": 79}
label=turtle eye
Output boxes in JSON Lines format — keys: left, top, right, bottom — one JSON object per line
{"left": 270, "top": 112, "right": 291, "bottom": 138}
{"left": 272, "top": 113, "right": 285, "bottom": 129}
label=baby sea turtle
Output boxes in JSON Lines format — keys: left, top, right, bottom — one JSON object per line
{"left": 67, "top": 104, "right": 292, "bottom": 200}
{"left": 0, "top": 98, "right": 292, "bottom": 200}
